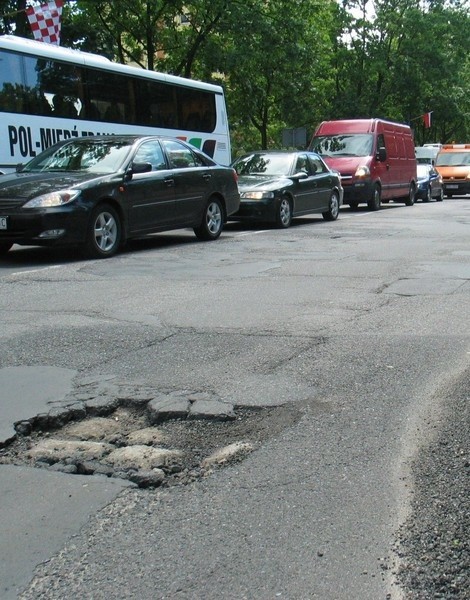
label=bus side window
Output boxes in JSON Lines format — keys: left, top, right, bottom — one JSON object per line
{"left": 104, "top": 101, "right": 123, "bottom": 122}
{"left": 52, "top": 94, "right": 77, "bottom": 118}
{"left": 81, "top": 101, "right": 101, "bottom": 121}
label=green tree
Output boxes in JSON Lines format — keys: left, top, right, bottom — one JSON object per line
{"left": 0, "top": 0, "right": 28, "bottom": 36}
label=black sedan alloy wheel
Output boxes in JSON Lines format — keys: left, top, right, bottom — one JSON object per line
{"left": 83, "top": 204, "right": 122, "bottom": 259}
{"left": 322, "top": 191, "right": 340, "bottom": 221}
{"left": 194, "top": 197, "right": 224, "bottom": 240}
{"left": 276, "top": 196, "right": 293, "bottom": 228}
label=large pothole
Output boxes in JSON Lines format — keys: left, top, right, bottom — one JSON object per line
{"left": 0, "top": 398, "right": 302, "bottom": 488}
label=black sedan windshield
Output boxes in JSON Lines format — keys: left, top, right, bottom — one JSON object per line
{"left": 233, "top": 153, "right": 293, "bottom": 177}
{"left": 22, "top": 139, "right": 133, "bottom": 174}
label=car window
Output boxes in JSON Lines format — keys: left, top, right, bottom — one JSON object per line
{"left": 162, "top": 139, "right": 202, "bottom": 169}
{"left": 295, "top": 154, "right": 310, "bottom": 175}
{"left": 307, "top": 155, "right": 327, "bottom": 175}
{"left": 134, "top": 140, "right": 167, "bottom": 171}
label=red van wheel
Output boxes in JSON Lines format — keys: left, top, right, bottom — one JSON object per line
{"left": 404, "top": 183, "right": 416, "bottom": 206}
{"left": 367, "top": 185, "right": 381, "bottom": 211}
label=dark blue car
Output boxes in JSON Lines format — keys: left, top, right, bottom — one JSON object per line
{"left": 415, "top": 163, "right": 444, "bottom": 202}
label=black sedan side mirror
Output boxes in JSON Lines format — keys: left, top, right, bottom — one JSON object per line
{"left": 131, "top": 162, "right": 152, "bottom": 174}
{"left": 291, "top": 172, "right": 309, "bottom": 180}
{"left": 125, "top": 161, "right": 153, "bottom": 181}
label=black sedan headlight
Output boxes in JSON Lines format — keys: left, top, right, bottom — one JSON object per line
{"left": 240, "top": 191, "right": 275, "bottom": 200}
{"left": 23, "top": 189, "right": 80, "bottom": 208}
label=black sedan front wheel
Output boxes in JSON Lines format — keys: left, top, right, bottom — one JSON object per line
{"left": 82, "top": 203, "right": 122, "bottom": 259}
{"left": 322, "top": 191, "right": 340, "bottom": 221}
{"left": 194, "top": 197, "right": 224, "bottom": 240}
{"left": 276, "top": 195, "right": 292, "bottom": 228}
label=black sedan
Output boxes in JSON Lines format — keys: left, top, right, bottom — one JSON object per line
{"left": 0, "top": 135, "right": 239, "bottom": 258}
{"left": 415, "top": 163, "right": 444, "bottom": 202}
{"left": 230, "top": 151, "right": 343, "bottom": 228}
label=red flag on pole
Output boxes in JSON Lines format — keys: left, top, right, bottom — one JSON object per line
{"left": 26, "top": 1, "right": 64, "bottom": 45}
{"left": 422, "top": 111, "right": 432, "bottom": 128}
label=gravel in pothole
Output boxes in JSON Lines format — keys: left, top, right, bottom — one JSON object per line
{"left": 0, "top": 404, "right": 301, "bottom": 488}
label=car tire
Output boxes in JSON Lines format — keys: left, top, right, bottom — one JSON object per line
{"left": 0, "top": 242, "right": 13, "bottom": 255}
{"left": 82, "top": 203, "right": 121, "bottom": 259}
{"left": 423, "top": 186, "right": 432, "bottom": 202}
{"left": 404, "top": 183, "right": 416, "bottom": 206}
{"left": 367, "top": 184, "right": 381, "bottom": 211}
{"left": 276, "top": 195, "right": 292, "bottom": 228}
{"left": 437, "top": 188, "right": 444, "bottom": 202}
{"left": 322, "top": 191, "right": 340, "bottom": 221}
{"left": 194, "top": 196, "right": 224, "bottom": 240}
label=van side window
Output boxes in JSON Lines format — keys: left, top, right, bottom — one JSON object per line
{"left": 377, "top": 134, "right": 385, "bottom": 152}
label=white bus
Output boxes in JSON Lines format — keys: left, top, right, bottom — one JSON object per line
{"left": 0, "top": 35, "right": 232, "bottom": 174}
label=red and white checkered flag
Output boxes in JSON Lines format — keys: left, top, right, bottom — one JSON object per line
{"left": 26, "top": 1, "right": 64, "bottom": 46}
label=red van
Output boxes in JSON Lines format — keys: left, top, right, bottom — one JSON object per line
{"left": 309, "top": 119, "right": 417, "bottom": 210}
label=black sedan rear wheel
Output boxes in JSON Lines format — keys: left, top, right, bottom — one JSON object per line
{"left": 82, "top": 203, "right": 121, "bottom": 259}
{"left": 194, "top": 196, "right": 224, "bottom": 240}
{"left": 276, "top": 195, "right": 292, "bottom": 228}
{"left": 322, "top": 191, "right": 340, "bottom": 221}
{"left": 437, "top": 188, "right": 444, "bottom": 202}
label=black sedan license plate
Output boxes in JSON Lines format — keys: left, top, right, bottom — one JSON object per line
{"left": 0, "top": 216, "right": 7, "bottom": 230}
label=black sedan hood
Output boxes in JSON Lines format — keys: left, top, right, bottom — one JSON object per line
{"left": 0, "top": 171, "right": 116, "bottom": 201}
{"left": 237, "top": 174, "right": 292, "bottom": 191}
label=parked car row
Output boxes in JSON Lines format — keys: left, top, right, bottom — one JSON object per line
{"left": 0, "top": 135, "right": 344, "bottom": 259}
{"left": 0, "top": 131, "right": 465, "bottom": 261}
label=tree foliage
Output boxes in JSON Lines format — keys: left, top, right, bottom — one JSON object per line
{"left": 2, "top": 0, "right": 469, "bottom": 150}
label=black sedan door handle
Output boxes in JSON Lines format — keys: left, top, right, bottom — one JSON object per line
{"left": 164, "top": 178, "right": 175, "bottom": 186}
{"left": 202, "top": 173, "right": 212, "bottom": 180}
